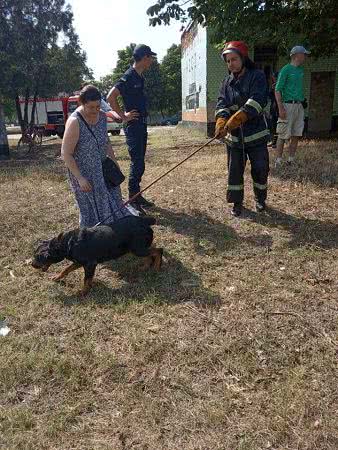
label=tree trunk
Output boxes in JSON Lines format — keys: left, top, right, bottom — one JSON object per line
{"left": 23, "top": 87, "right": 29, "bottom": 132}
{"left": 0, "top": 103, "right": 10, "bottom": 160}
{"left": 15, "top": 94, "right": 24, "bottom": 133}
{"left": 30, "top": 91, "right": 38, "bottom": 127}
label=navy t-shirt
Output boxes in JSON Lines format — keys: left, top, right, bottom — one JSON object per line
{"left": 114, "top": 67, "right": 147, "bottom": 116}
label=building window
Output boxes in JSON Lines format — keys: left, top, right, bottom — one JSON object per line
{"left": 189, "top": 83, "right": 196, "bottom": 95}
{"left": 185, "top": 92, "right": 199, "bottom": 110}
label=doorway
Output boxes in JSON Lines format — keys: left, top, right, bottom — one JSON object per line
{"left": 308, "top": 72, "right": 335, "bottom": 133}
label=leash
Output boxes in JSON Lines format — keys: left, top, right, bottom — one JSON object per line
{"left": 94, "top": 136, "right": 218, "bottom": 227}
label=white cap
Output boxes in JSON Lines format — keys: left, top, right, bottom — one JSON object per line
{"left": 290, "top": 45, "right": 310, "bottom": 56}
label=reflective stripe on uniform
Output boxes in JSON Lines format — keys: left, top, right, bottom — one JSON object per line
{"left": 215, "top": 108, "right": 231, "bottom": 117}
{"left": 225, "top": 129, "right": 270, "bottom": 144}
{"left": 229, "top": 105, "right": 239, "bottom": 111}
{"left": 245, "top": 98, "right": 263, "bottom": 114}
{"left": 253, "top": 182, "right": 267, "bottom": 190}
{"left": 245, "top": 129, "right": 270, "bottom": 142}
{"left": 228, "top": 184, "right": 244, "bottom": 191}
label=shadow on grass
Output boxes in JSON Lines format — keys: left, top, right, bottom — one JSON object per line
{"left": 55, "top": 251, "right": 222, "bottom": 309}
{"left": 152, "top": 206, "right": 238, "bottom": 255}
{"left": 249, "top": 206, "right": 338, "bottom": 249}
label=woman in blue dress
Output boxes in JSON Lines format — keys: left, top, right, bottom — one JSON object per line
{"left": 61, "top": 85, "right": 132, "bottom": 227}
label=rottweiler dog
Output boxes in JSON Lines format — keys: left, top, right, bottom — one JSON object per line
{"left": 32, "top": 216, "right": 163, "bottom": 295}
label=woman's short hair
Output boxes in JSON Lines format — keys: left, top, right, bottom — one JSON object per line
{"left": 79, "top": 85, "right": 101, "bottom": 104}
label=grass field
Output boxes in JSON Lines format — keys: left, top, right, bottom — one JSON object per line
{"left": 1, "top": 128, "right": 338, "bottom": 450}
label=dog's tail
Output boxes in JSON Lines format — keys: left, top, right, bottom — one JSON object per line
{"left": 140, "top": 216, "right": 156, "bottom": 226}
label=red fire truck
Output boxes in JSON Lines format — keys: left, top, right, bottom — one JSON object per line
{"left": 19, "top": 95, "right": 122, "bottom": 138}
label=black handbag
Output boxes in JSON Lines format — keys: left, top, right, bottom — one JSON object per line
{"left": 76, "top": 112, "right": 125, "bottom": 188}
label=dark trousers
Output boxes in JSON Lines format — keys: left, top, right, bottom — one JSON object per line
{"left": 226, "top": 143, "right": 269, "bottom": 204}
{"left": 125, "top": 121, "right": 148, "bottom": 195}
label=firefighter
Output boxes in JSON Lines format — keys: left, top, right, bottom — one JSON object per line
{"left": 215, "top": 41, "right": 270, "bottom": 217}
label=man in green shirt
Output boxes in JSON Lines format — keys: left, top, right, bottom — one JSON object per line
{"left": 275, "top": 45, "right": 310, "bottom": 167}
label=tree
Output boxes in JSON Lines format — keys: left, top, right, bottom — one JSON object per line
{"left": 160, "top": 44, "right": 181, "bottom": 115}
{"left": 96, "top": 74, "right": 115, "bottom": 97}
{"left": 146, "top": 0, "right": 338, "bottom": 57}
{"left": 112, "top": 43, "right": 137, "bottom": 84}
{"left": 0, "top": 0, "right": 90, "bottom": 158}
{"left": 0, "top": 104, "right": 9, "bottom": 160}
{"left": 3, "top": 98, "right": 16, "bottom": 123}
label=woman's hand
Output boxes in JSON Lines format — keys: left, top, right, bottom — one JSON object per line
{"left": 78, "top": 176, "right": 92, "bottom": 192}
{"left": 124, "top": 110, "right": 140, "bottom": 122}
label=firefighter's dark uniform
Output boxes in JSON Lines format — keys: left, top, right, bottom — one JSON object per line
{"left": 115, "top": 67, "right": 148, "bottom": 197}
{"left": 215, "top": 69, "right": 270, "bottom": 205}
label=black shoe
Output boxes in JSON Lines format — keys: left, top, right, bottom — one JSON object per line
{"left": 130, "top": 195, "right": 154, "bottom": 208}
{"left": 231, "top": 203, "right": 242, "bottom": 217}
{"left": 256, "top": 201, "right": 266, "bottom": 213}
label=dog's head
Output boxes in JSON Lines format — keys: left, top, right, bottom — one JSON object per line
{"left": 31, "top": 233, "right": 66, "bottom": 272}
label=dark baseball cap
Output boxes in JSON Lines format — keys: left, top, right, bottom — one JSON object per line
{"left": 133, "top": 44, "right": 157, "bottom": 59}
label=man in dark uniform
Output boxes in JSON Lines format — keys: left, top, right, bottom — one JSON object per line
{"left": 215, "top": 41, "right": 270, "bottom": 216}
{"left": 107, "top": 44, "right": 157, "bottom": 211}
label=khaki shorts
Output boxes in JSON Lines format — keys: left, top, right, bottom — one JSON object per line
{"left": 276, "top": 103, "right": 304, "bottom": 140}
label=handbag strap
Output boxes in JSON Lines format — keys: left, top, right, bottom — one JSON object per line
{"left": 76, "top": 111, "right": 100, "bottom": 149}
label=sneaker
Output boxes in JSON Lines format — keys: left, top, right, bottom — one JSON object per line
{"left": 256, "top": 201, "right": 266, "bottom": 213}
{"left": 231, "top": 203, "right": 242, "bottom": 217}
{"left": 130, "top": 195, "right": 154, "bottom": 208}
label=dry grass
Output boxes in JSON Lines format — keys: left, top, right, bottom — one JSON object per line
{"left": 1, "top": 127, "right": 338, "bottom": 450}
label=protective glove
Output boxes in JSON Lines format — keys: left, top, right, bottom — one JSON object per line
{"left": 226, "top": 110, "right": 248, "bottom": 131}
{"left": 215, "top": 117, "right": 228, "bottom": 138}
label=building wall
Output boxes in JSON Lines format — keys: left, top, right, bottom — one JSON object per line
{"left": 181, "top": 23, "right": 338, "bottom": 134}
{"left": 181, "top": 23, "right": 208, "bottom": 125}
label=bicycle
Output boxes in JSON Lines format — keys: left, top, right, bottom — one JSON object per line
{"left": 16, "top": 126, "right": 44, "bottom": 157}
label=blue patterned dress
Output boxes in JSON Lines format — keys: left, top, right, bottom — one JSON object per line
{"left": 68, "top": 110, "right": 131, "bottom": 227}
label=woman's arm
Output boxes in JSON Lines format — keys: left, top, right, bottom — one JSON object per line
{"left": 61, "top": 117, "right": 92, "bottom": 192}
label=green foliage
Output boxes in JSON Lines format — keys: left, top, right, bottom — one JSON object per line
{"left": 112, "top": 43, "right": 137, "bottom": 85}
{"left": 96, "top": 43, "right": 181, "bottom": 117}
{"left": 147, "top": 0, "right": 338, "bottom": 56}
{"left": 144, "top": 58, "right": 165, "bottom": 116}
{"left": 95, "top": 74, "right": 115, "bottom": 96}
{"left": 40, "top": 43, "right": 92, "bottom": 97}
{"left": 0, "top": 1, "right": 91, "bottom": 115}
{"left": 160, "top": 44, "right": 181, "bottom": 115}
{"left": 2, "top": 98, "right": 16, "bottom": 123}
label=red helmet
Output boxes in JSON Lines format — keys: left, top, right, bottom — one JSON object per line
{"left": 222, "top": 41, "right": 249, "bottom": 58}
